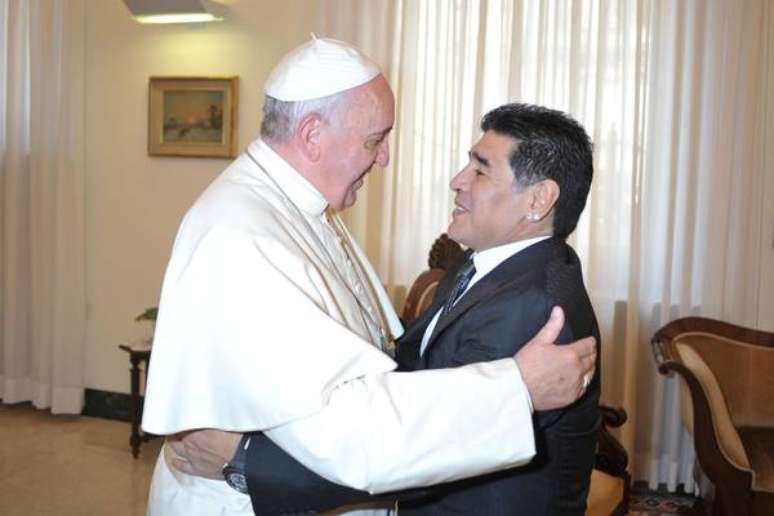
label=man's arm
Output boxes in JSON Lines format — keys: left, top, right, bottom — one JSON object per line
{"left": 245, "top": 433, "right": 434, "bottom": 514}
{"left": 170, "top": 307, "right": 595, "bottom": 508}
{"left": 263, "top": 357, "right": 536, "bottom": 493}
{"left": 169, "top": 430, "right": 429, "bottom": 514}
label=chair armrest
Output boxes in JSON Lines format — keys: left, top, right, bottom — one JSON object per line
{"left": 595, "top": 405, "right": 629, "bottom": 478}
{"left": 599, "top": 405, "right": 627, "bottom": 428}
{"left": 651, "top": 336, "right": 680, "bottom": 376}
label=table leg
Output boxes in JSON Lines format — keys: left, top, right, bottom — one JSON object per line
{"left": 129, "top": 355, "right": 142, "bottom": 459}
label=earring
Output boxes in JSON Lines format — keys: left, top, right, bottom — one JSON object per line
{"left": 527, "top": 213, "right": 539, "bottom": 221}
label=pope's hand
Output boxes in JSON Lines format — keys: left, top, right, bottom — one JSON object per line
{"left": 167, "top": 429, "right": 242, "bottom": 480}
{"left": 514, "top": 306, "right": 596, "bottom": 411}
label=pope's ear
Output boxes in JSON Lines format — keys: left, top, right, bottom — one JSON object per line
{"left": 296, "top": 113, "right": 322, "bottom": 162}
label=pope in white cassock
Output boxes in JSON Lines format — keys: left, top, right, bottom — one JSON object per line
{"left": 141, "top": 37, "right": 596, "bottom": 516}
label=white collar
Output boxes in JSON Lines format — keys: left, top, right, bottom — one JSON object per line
{"left": 470, "top": 236, "right": 552, "bottom": 282}
{"left": 247, "top": 138, "right": 328, "bottom": 217}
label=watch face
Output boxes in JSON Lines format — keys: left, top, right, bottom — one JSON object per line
{"left": 225, "top": 471, "right": 249, "bottom": 494}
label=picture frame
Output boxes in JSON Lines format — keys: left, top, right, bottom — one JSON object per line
{"left": 148, "top": 76, "right": 239, "bottom": 158}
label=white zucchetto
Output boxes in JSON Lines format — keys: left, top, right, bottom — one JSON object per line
{"left": 264, "top": 36, "right": 381, "bottom": 102}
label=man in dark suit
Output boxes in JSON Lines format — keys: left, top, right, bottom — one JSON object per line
{"left": 394, "top": 102, "right": 600, "bottom": 514}
{"left": 396, "top": 236, "right": 600, "bottom": 514}
{"left": 169, "top": 103, "right": 599, "bottom": 515}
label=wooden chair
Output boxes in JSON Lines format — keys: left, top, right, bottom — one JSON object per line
{"left": 402, "top": 234, "right": 630, "bottom": 515}
{"left": 652, "top": 317, "right": 774, "bottom": 515}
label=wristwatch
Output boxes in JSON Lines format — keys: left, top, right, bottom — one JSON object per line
{"left": 222, "top": 434, "right": 251, "bottom": 494}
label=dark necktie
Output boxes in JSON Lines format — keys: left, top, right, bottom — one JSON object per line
{"left": 441, "top": 259, "right": 476, "bottom": 316}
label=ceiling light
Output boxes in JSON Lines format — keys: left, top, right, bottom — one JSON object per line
{"left": 123, "top": 0, "right": 227, "bottom": 24}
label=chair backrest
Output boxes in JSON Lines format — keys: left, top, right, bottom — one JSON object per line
{"left": 675, "top": 342, "right": 751, "bottom": 470}
{"left": 677, "top": 332, "right": 774, "bottom": 429}
{"left": 401, "top": 268, "right": 445, "bottom": 325}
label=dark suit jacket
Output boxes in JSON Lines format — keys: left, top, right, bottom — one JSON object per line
{"left": 245, "top": 237, "right": 600, "bottom": 515}
{"left": 396, "top": 237, "right": 601, "bottom": 515}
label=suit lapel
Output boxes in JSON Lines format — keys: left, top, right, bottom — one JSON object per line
{"left": 426, "top": 238, "right": 563, "bottom": 350}
{"left": 396, "top": 250, "right": 472, "bottom": 365}
{"left": 401, "top": 248, "right": 474, "bottom": 341}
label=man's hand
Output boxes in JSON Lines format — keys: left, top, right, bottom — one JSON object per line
{"left": 514, "top": 306, "right": 597, "bottom": 411}
{"left": 166, "top": 429, "right": 242, "bottom": 480}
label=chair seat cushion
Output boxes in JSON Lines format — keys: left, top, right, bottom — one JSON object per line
{"left": 586, "top": 469, "right": 624, "bottom": 516}
{"left": 738, "top": 427, "right": 774, "bottom": 493}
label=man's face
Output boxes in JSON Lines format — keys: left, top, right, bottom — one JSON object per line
{"left": 320, "top": 75, "right": 394, "bottom": 210}
{"left": 447, "top": 131, "right": 534, "bottom": 251}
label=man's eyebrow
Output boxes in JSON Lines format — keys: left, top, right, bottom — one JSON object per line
{"left": 469, "top": 150, "right": 490, "bottom": 168}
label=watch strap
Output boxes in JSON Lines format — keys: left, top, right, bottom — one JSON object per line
{"left": 223, "top": 433, "right": 251, "bottom": 494}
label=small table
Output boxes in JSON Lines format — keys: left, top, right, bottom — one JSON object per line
{"left": 118, "top": 343, "right": 157, "bottom": 458}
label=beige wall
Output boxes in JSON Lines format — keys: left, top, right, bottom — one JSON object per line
{"left": 84, "top": 1, "right": 315, "bottom": 393}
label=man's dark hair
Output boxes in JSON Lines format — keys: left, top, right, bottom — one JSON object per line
{"left": 480, "top": 103, "right": 593, "bottom": 239}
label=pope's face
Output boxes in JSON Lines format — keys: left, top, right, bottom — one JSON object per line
{"left": 321, "top": 75, "right": 394, "bottom": 210}
{"left": 447, "top": 131, "right": 534, "bottom": 251}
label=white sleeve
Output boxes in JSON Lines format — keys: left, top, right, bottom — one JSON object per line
{"left": 265, "top": 358, "right": 536, "bottom": 494}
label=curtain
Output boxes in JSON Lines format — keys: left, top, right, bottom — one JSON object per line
{"left": 315, "top": 0, "right": 772, "bottom": 490}
{"left": 0, "top": 0, "right": 86, "bottom": 414}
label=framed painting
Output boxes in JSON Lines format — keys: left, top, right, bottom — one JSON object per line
{"left": 148, "top": 76, "right": 239, "bottom": 158}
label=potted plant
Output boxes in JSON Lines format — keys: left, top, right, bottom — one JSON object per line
{"left": 135, "top": 307, "right": 158, "bottom": 345}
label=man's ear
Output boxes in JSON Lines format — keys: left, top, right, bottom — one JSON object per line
{"left": 530, "top": 179, "right": 560, "bottom": 220}
{"left": 295, "top": 113, "right": 323, "bottom": 162}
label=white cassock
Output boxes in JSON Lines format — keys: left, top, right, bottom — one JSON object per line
{"left": 142, "top": 138, "right": 537, "bottom": 515}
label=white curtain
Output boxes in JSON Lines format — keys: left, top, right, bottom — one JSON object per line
{"left": 316, "top": 0, "right": 773, "bottom": 490}
{"left": 0, "top": 0, "right": 86, "bottom": 414}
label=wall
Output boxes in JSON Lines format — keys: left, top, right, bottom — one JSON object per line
{"left": 84, "top": 0, "right": 315, "bottom": 393}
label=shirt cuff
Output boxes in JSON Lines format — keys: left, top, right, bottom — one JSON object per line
{"left": 511, "top": 358, "right": 534, "bottom": 413}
